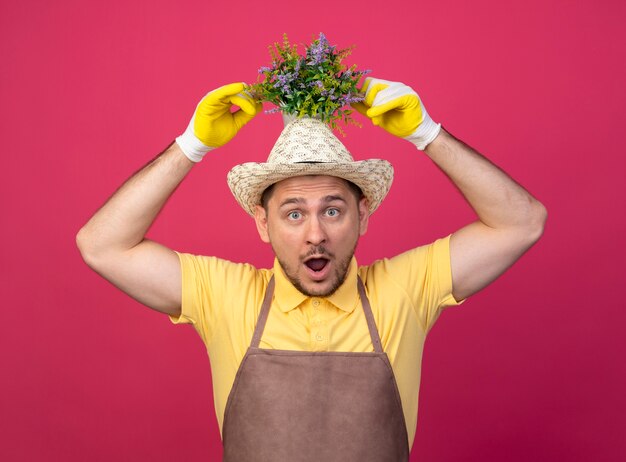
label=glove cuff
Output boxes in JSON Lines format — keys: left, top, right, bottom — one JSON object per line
{"left": 176, "top": 117, "right": 215, "bottom": 163}
{"left": 404, "top": 117, "right": 442, "bottom": 151}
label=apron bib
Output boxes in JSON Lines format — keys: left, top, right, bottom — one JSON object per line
{"left": 222, "top": 277, "right": 409, "bottom": 462}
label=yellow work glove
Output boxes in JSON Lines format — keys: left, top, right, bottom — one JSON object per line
{"left": 353, "top": 77, "right": 441, "bottom": 150}
{"left": 176, "top": 82, "right": 262, "bottom": 162}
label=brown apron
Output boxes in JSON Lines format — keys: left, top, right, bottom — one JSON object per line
{"left": 222, "top": 277, "right": 409, "bottom": 462}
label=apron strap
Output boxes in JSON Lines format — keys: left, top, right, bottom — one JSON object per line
{"left": 250, "top": 276, "right": 384, "bottom": 354}
{"left": 251, "top": 277, "right": 275, "bottom": 349}
{"left": 357, "top": 277, "right": 384, "bottom": 354}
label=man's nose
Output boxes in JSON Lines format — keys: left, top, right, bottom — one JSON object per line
{"left": 305, "top": 216, "right": 327, "bottom": 245}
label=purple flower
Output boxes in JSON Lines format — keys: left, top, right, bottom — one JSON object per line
{"left": 339, "top": 94, "right": 365, "bottom": 105}
{"left": 258, "top": 66, "right": 272, "bottom": 73}
{"left": 316, "top": 33, "right": 335, "bottom": 52}
{"left": 273, "top": 72, "right": 295, "bottom": 94}
{"left": 307, "top": 49, "right": 324, "bottom": 66}
{"left": 306, "top": 33, "right": 334, "bottom": 66}
{"left": 320, "top": 87, "right": 337, "bottom": 100}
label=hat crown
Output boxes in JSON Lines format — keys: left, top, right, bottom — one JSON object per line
{"left": 267, "top": 118, "right": 354, "bottom": 164}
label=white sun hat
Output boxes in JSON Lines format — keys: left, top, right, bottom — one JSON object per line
{"left": 227, "top": 117, "right": 394, "bottom": 217}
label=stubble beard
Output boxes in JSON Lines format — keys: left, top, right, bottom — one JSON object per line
{"left": 274, "top": 241, "right": 358, "bottom": 297}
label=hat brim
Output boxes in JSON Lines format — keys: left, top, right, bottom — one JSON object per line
{"left": 227, "top": 159, "right": 394, "bottom": 217}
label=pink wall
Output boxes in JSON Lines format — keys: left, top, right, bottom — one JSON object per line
{"left": 1, "top": 0, "right": 624, "bottom": 460}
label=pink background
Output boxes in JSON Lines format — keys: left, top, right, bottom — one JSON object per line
{"left": 1, "top": 0, "right": 625, "bottom": 460}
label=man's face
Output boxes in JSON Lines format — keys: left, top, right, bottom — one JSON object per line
{"left": 254, "top": 175, "right": 369, "bottom": 297}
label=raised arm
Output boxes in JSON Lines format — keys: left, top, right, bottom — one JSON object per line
{"left": 76, "top": 83, "right": 261, "bottom": 316}
{"left": 424, "top": 128, "right": 546, "bottom": 301}
{"left": 354, "top": 77, "right": 547, "bottom": 302}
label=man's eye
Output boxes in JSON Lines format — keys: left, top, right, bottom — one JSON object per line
{"left": 288, "top": 211, "right": 302, "bottom": 220}
{"left": 326, "top": 208, "right": 339, "bottom": 217}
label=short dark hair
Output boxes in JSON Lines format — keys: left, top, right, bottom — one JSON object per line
{"left": 261, "top": 178, "right": 363, "bottom": 212}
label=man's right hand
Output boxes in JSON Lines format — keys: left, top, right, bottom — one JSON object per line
{"left": 176, "top": 82, "right": 262, "bottom": 162}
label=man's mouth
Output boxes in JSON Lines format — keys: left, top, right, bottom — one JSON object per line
{"left": 304, "top": 257, "right": 329, "bottom": 272}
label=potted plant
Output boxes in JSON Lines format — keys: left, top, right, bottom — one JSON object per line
{"left": 250, "top": 33, "right": 371, "bottom": 134}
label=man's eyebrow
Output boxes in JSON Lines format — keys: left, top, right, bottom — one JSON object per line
{"left": 324, "top": 195, "right": 348, "bottom": 203}
{"left": 279, "top": 197, "right": 305, "bottom": 208}
{"left": 278, "top": 195, "right": 347, "bottom": 208}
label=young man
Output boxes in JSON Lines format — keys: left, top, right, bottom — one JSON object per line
{"left": 77, "top": 78, "right": 546, "bottom": 461}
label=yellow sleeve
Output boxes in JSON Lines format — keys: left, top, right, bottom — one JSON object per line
{"left": 380, "top": 235, "right": 464, "bottom": 332}
{"left": 168, "top": 252, "right": 265, "bottom": 347}
{"left": 167, "top": 252, "right": 212, "bottom": 346}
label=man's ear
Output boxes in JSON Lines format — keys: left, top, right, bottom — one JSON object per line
{"left": 358, "top": 197, "right": 370, "bottom": 236}
{"left": 254, "top": 205, "right": 271, "bottom": 243}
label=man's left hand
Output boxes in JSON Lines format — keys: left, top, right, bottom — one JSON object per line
{"left": 352, "top": 77, "right": 441, "bottom": 150}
